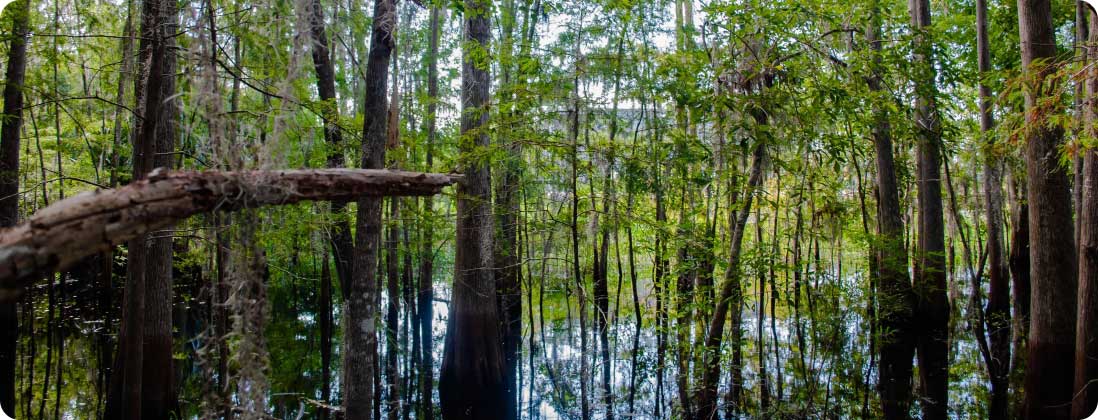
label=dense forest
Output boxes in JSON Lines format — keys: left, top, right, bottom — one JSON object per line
{"left": 0, "top": 0, "right": 1094, "bottom": 418}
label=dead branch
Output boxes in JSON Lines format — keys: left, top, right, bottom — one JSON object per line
{"left": 0, "top": 168, "right": 459, "bottom": 300}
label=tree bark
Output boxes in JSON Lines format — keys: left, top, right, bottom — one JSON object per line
{"left": 493, "top": 3, "right": 522, "bottom": 417}
{"left": 418, "top": 3, "right": 441, "bottom": 420}
{"left": 1008, "top": 169, "right": 1030, "bottom": 401}
{"left": 438, "top": 0, "right": 507, "bottom": 417}
{"left": 106, "top": 0, "right": 180, "bottom": 413}
{"left": 1017, "top": 1, "right": 1078, "bottom": 418}
{"left": 977, "top": 0, "right": 1011, "bottom": 418}
{"left": 1076, "top": 13, "right": 1098, "bottom": 420}
{"left": 0, "top": 0, "right": 29, "bottom": 415}
{"left": 868, "top": 1, "right": 916, "bottom": 417}
{"left": 908, "top": 1, "right": 950, "bottom": 417}
{"left": 320, "top": 251, "right": 334, "bottom": 420}
{"left": 142, "top": 0, "right": 180, "bottom": 413}
{"left": 387, "top": 198, "right": 402, "bottom": 420}
{"left": 345, "top": 0, "right": 397, "bottom": 417}
{"left": 693, "top": 107, "right": 768, "bottom": 420}
{"left": 307, "top": 0, "right": 355, "bottom": 294}
{"left": 0, "top": 169, "right": 457, "bottom": 299}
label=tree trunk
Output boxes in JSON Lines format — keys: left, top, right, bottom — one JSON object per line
{"left": 387, "top": 198, "right": 402, "bottom": 420}
{"left": 142, "top": 0, "right": 180, "bottom": 413}
{"left": 1017, "top": 1, "right": 1078, "bottom": 418}
{"left": 345, "top": 0, "right": 396, "bottom": 416}
{"left": 1008, "top": 168, "right": 1031, "bottom": 406}
{"left": 693, "top": 135, "right": 767, "bottom": 419}
{"left": 320, "top": 251, "right": 334, "bottom": 420}
{"left": 307, "top": 0, "right": 354, "bottom": 294}
{"left": 689, "top": 54, "right": 768, "bottom": 412}
{"left": 437, "top": 0, "right": 507, "bottom": 417}
{"left": 908, "top": 1, "right": 950, "bottom": 417}
{"left": 868, "top": 2, "right": 916, "bottom": 417}
{"left": 493, "top": 2, "right": 522, "bottom": 416}
{"left": 977, "top": 0, "right": 1011, "bottom": 418}
{"left": 568, "top": 64, "right": 591, "bottom": 420}
{"left": 418, "top": 3, "right": 441, "bottom": 420}
{"left": 1076, "top": 14, "right": 1098, "bottom": 420}
{"left": 0, "top": 0, "right": 29, "bottom": 415}
{"left": 106, "top": 0, "right": 180, "bottom": 414}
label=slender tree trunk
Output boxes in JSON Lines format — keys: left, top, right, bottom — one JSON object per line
{"left": 320, "top": 251, "right": 334, "bottom": 420}
{"left": 693, "top": 132, "right": 768, "bottom": 419}
{"left": 1017, "top": 1, "right": 1078, "bottom": 418}
{"left": 909, "top": 1, "right": 949, "bottom": 417}
{"left": 689, "top": 57, "right": 768, "bottom": 412}
{"left": 387, "top": 198, "right": 402, "bottom": 420}
{"left": 653, "top": 111, "right": 668, "bottom": 420}
{"left": 0, "top": 0, "right": 29, "bottom": 416}
{"left": 493, "top": 2, "right": 522, "bottom": 416}
{"left": 1008, "top": 170, "right": 1031, "bottom": 416}
{"left": 594, "top": 35, "right": 624, "bottom": 420}
{"left": 417, "top": 4, "right": 441, "bottom": 420}
{"left": 868, "top": 2, "right": 916, "bottom": 417}
{"left": 438, "top": 0, "right": 507, "bottom": 417}
{"left": 977, "top": 1, "right": 1011, "bottom": 418}
{"left": 568, "top": 66, "right": 591, "bottom": 420}
{"left": 345, "top": 0, "right": 396, "bottom": 416}
{"left": 307, "top": 0, "right": 355, "bottom": 293}
{"left": 1076, "top": 13, "right": 1098, "bottom": 420}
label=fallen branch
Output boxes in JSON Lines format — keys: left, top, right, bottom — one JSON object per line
{"left": 0, "top": 168, "right": 460, "bottom": 299}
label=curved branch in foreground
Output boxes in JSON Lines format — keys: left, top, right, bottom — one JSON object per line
{"left": 0, "top": 168, "right": 460, "bottom": 300}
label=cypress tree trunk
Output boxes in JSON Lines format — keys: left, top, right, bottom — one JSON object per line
{"left": 0, "top": 0, "right": 29, "bottom": 416}
{"left": 107, "top": 0, "right": 180, "bottom": 414}
{"left": 142, "top": 0, "right": 180, "bottom": 413}
{"left": 908, "top": 0, "right": 949, "bottom": 417}
{"left": 1017, "top": 1, "right": 1078, "bottom": 418}
{"left": 437, "top": 0, "right": 507, "bottom": 417}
